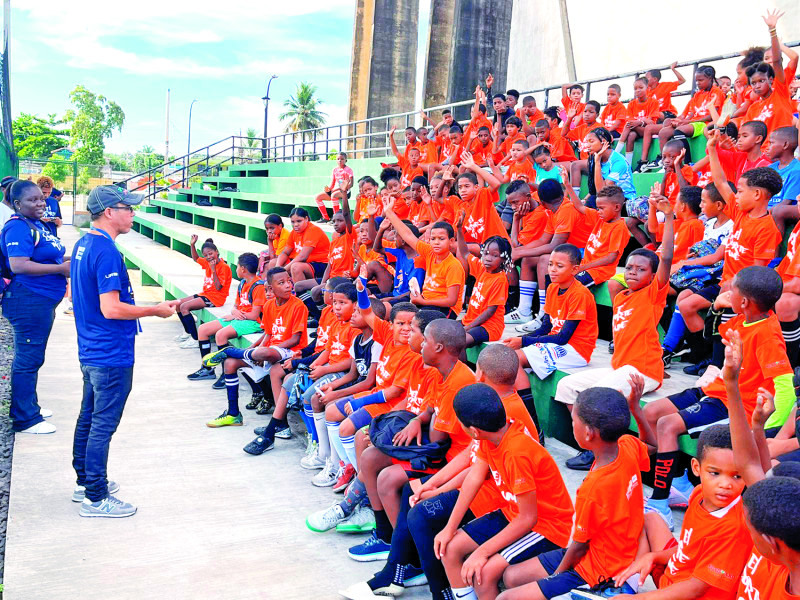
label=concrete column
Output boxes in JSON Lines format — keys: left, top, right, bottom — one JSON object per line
{"left": 422, "top": 0, "right": 456, "bottom": 110}
{"left": 347, "top": 0, "right": 375, "bottom": 155}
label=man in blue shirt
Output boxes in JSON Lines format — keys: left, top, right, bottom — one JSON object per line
{"left": 71, "top": 185, "right": 175, "bottom": 518}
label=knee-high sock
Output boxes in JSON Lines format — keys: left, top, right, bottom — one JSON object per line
{"left": 780, "top": 318, "right": 800, "bottom": 367}
{"left": 331, "top": 197, "right": 340, "bottom": 214}
{"left": 241, "top": 371, "right": 261, "bottom": 395}
{"left": 338, "top": 478, "right": 367, "bottom": 516}
{"left": 341, "top": 433, "right": 357, "bottom": 470}
{"left": 225, "top": 374, "right": 240, "bottom": 416}
{"left": 315, "top": 196, "right": 329, "bottom": 220}
{"left": 651, "top": 450, "right": 681, "bottom": 501}
{"left": 199, "top": 339, "right": 211, "bottom": 361}
{"left": 518, "top": 281, "right": 537, "bottom": 316}
{"left": 315, "top": 413, "right": 330, "bottom": 460}
{"left": 302, "top": 403, "right": 318, "bottom": 442}
{"left": 662, "top": 307, "right": 686, "bottom": 352}
{"left": 537, "top": 288, "right": 547, "bottom": 315}
{"left": 327, "top": 421, "right": 347, "bottom": 465}
{"left": 178, "top": 312, "right": 198, "bottom": 339}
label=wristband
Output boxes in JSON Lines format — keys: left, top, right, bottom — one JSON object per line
{"left": 357, "top": 278, "right": 371, "bottom": 310}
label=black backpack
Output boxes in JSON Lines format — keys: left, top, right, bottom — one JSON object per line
{"left": 369, "top": 410, "right": 451, "bottom": 472}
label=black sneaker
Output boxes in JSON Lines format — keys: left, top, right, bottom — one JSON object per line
{"left": 245, "top": 391, "right": 264, "bottom": 410}
{"left": 565, "top": 450, "right": 595, "bottom": 471}
{"left": 683, "top": 358, "right": 711, "bottom": 376}
{"left": 639, "top": 157, "right": 661, "bottom": 173}
{"left": 255, "top": 398, "right": 275, "bottom": 415}
{"left": 662, "top": 349, "right": 676, "bottom": 370}
{"left": 211, "top": 373, "right": 226, "bottom": 390}
{"left": 187, "top": 367, "right": 216, "bottom": 381}
{"left": 607, "top": 341, "right": 615, "bottom": 355}
{"left": 243, "top": 435, "right": 274, "bottom": 455}
{"left": 632, "top": 160, "right": 645, "bottom": 173}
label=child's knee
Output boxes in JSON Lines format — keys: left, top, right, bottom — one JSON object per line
{"left": 656, "top": 412, "right": 686, "bottom": 439}
{"left": 443, "top": 530, "right": 474, "bottom": 566}
{"left": 223, "top": 360, "right": 238, "bottom": 375}
{"left": 339, "top": 418, "right": 356, "bottom": 437}
{"left": 325, "top": 404, "right": 342, "bottom": 421}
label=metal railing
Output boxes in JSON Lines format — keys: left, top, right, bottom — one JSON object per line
{"left": 263, "top": 41, "right": 799, "bottom": 163}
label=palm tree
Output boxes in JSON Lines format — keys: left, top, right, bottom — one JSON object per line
{"left": 245, "top": 127, "right": 258, "bottom": 159}
{"left": 279, "top": 82, "right": 327, "bottom": 159}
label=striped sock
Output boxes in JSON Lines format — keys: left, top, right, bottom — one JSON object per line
{"left": 302, "top": 403, "right": 318, "bottom": 442}
{"left": 341, "top": 434, "right": 357, "bottom": 470}
{"left": 537, "top": 288, "right": 547, "bottom": 315}
{"left": 518, "top": 281, "right": 537, "bottom": 316}
{"left": 328, "top": 421, "right": 346, "bottom": 465}
{"left": 780, "top": 318, "right": 800, "bottom": 367}
{"left": 225, "top": 374, "right": 240, "bottom": 416}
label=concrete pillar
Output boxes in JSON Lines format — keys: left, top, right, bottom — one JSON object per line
{"left": 422, "top": 0, "right": 456, "bottom": 110}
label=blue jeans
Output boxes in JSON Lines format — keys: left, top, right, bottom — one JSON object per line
{"left": 1, "top": 281, "right": 59, "bottom": 431}
{"left": 72, "top": 364, "right": 134, "bottom": 501}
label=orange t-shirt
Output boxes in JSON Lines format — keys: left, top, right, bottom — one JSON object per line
{"left": 371, "top": 318, "right": 419, "bottom": 396}
{"left": 431, "top": 361, "right": 478, "bottom": 460}
{"left": 365, "top": 352, "right": 427, "bottom": 418}
{"left": 327, "top": 230, "right": 356, "bottom": 278}
{"left": 657, "top": 217, "right": 704, "bottom": 262}
{"left": 463, "top": 256, "right": 508, "bottom": 340}
{"left": 659, "top": 488, "right": 752, "bottom": 599}
{"left": 664, "top": 166, "right": 699, "bottom": 205}
{"left": 399, "top": 362, "right": 442, "bottom": 415}
{"left": 460, "top": 187, "right": 510, "bottom": 245}
{"left": 465, "top": 114, "right": 493, "bottom": 140}
{"left": 506, "top": 159, "right": 537, "bottom": 183}
{"left": 561, "top": 97, "right": 586, "bottom": 128}
{"left": 468, "top": 138, "right": 494, "bottom": 166}
{"left": 325, "top": 320, "right": 359, "bottom": 366}
{"left": 287, "top": 223, "right": 330, "bottom": 263}
{"left": 701, "top": 314, "right": 792, "bottom": 417}
{"left": 407, "top": 200, "right": 436, "bottom": 228}
{"left": 353, "top": 194, "right": 381, "bottom": 223}
{"left": 581, "top": 213, "right": 630, "bottom": 283}
{"left": 517, "top": 205, "right": 552, "bottom": 246}
{"left": 260, "top": 295, "right": 308, "bottom": 351}
{"left": 744, "top": 78, "right": 795, "bottom": 136}
{"left": 235, "top": 278, "right": 267, "bottom": 313}
{"left": 648, "top": 81, "right": 679, "bottom": 114}
{"left": 495, "top": 131, "right": 526, "bottom": 162}
{"left": 273, "top": 226, "right": 291, "bottom": 258}
{"left": 681, "top": 87, "right": 725, "bottom": 122}
{"left": 566, "top": 121, "right": 602, "bottom": 159}
{"left": 626, "top": 97, "right": 660, "bottom": 121}
{"left": 474, "top": 419, "right": 574, "bottom": 548}
{"left": 315, "top": 306, "right": 337, "bottom": 351}
{"left": 721, "top": 212, "right": 781, "bottom": 283}
{"left": 196, "top": 257, "right": 232, "bottom": 307}
{"left": 441, "top": 138, "right": 466, "bottom": 166}
{"left": 547, "top": 130, "right": 577, "bottom": 162}
{"left": 391, "top": 196, "right": 411, "bottom": 220}
{"left": 777, "top": 221, "right": 800, "bottom": 282}
{"left": 358, "top": 243, "right": 394, "bottom": 277}
{"left": 417, "top": 140, "right": 439, "bottom": 164}
{"left": 573, "top": 435, "right": 649, "bottom": 586}
{"left": 417, "top": 241, "right": 465, "bottom": 309}
{"left": 397, "top": 155, "right": 425, "bottom": 189}
{"left": 543, "top": 281, "right": 598, "bottom": 362}
{"left": 517, "top": 107, "right": 545, "bottom": 128}
{"left": 612, "top": 277, "right": 669, "bottom": 383}
{"left": 737, "top": 550, "right": 798, "bottom": 600}
{"left": 600, "top": 102, "right": 627, "bottom": 134}
{"left": 544, "top": 200, "right": 594, "bottom": 249}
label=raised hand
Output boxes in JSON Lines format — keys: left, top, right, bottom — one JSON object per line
{"left": 485, "top": 73, "right": 494, "bottom": 89}
{"left": 674, "top": 148, "right": 686, "bottom": 170}
{"left": 382, "top": 195, "right": 396, "bottom": 214}
{"left": 626, "top": 373, "right": 646, "bottom": 412}
{"left": 752, "top": 388, "right": 776, "bottom": 429}
{"left": 721, "top": 329, "right": 743, "bottom": 382}
{"left": 366, "top": 200, "right": 379, "bottom": 217}
{"left": 190, "top": 234, "right": 199, "bottom": 245}
{"left": 455, "top": 209, "right": 466, "bottom": 230}
{"left": 763, "top": 8, "right": 783, "bottom": 29}
{"left": 460, "top": 150, "right": 476, "bottom": 169}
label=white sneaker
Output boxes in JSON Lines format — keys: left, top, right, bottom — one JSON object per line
{"left": 504, "top": 308, "right": 533, "bottom": 325}
{"left": 18, "top": 421, "right": 56, "bottom": 434}
{"left": 40, "top": 408, "right": 53, "bottom": 418}
{"left": 339, "top": 581, "right": 383, "bottom": 600}
{"left": 179, "top": 337, "right": 198, "bottom": 349}
{"left": 174, "top": 332, "right": 192, "bottom": 342}
{"left": 335, "top": 504, "right": 376, "bottom": 533}
{"left": 72, "top": 480, "right": 120, "bottom": 502}
{"left": 79, "top": 495, "right": 137, "bottom": 518}
{"left": 300, "top": 446, "right": 326, "bottom": 470}
{"left": 312, "top": 458, "right": 339, "bottom": 487}
{"left": 515, "top": 314, "right": 544, "bottom": 333}
{"left": 306, "top": 503, "right": 346, "bottom": 532}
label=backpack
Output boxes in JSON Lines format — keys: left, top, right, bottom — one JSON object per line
{"left": 0, "top": 215, "right": 41, "bottom": 295}
{"left": 669, "top": 239, "right": 723, "bottom": 293}
{"left": 287, "top": 364, "right": 313, "bottom": 411}
{"left": 237, "top": 277, "right": 265, "bottom": 305}
{"left": 369, "top": 410, "right": 451, "bottom": 472}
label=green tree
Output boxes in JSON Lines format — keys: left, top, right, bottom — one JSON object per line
{"left": 279, "top": 82, "right": 327, "bottom": 134}
{"left": 12, "top": 113, "right": 69, "bottom": 158}
{"left": 105, "top": 152, "right": 134, "bottom": 171}
{"left": 64, "top": 85, "right": 125, "bottom": 165}
{"left": 41, "top": 159, "right": 71, "bottom": 184}
{"left": 132, "top": 145, "right": 164, "bottom": 173}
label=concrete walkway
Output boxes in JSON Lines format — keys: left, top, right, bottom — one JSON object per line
{"left": 3, "top": 227, "right": 679, "bottom": 599}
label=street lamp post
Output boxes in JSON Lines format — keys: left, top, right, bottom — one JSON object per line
{"left": 186, "top": 99, "right": 197, "bottom": 183}
{"left": 262, "top": 74, "right": 278, "bottom": 161}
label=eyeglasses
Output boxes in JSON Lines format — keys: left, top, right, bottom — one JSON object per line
{"left": 108, "top": 205, "right": 134, "bottom": 213}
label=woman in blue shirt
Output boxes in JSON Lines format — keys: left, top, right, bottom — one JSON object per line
{"left": 1, "top": 180, "right": 69, "bottom": 434}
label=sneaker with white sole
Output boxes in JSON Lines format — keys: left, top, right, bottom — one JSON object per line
{"left": 40, "top": 408, "right": 53, "bottom": 418}
{"left": 179, "top": 337, "right": 199, "bottom": 349}
{"left": 306, "top": 503, "right": 347, "bottom": 532}
{"left": 72, "top": 480, "right": 120, "bottom": 502}
{"left": 348, "top": 529, "right": 391, "bottom": 562}
{"left": 516, "top": 314, "right": 544, "bottom": 333}
{"left": 174, "top": 332, "right": 192, "bottom": 342}
{"left": 504, "top": 308, "right": 533, "bottom": 325}
{"left": 336, "top": 504, "right": 376, "bottom": 533}
{"left": 300, "top": 446, "right": 326, "bottom": 470}
{"left": 312, "top": 458, "right": 339, "bottom": 487}
{"left": 274, "top": 425, "right": 293, "bottom": 440}
{"left": 79, "top": 495, "right": 137, "bottom": 518}
{"left": 17, "top": 421, "right": 56, "bottom": 434}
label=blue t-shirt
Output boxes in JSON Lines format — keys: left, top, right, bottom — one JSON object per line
{"left": 1, "top": 216, "right": 66, "bottom": 300}
{"left": 71, "top": 230, "right": 137, "bottom": 367}
{"left": 42, "top": 196, "right": 62, "bottom": 237}
{"left": 385, "top": 247, "right": 425, "bottom": 296}
{"left": 601, "top": 151, "right": 636, "bottom": 199}
{"left": 533, "top": 163, "right": 563, "bottom": 184}
{"left": 768, "top": 158, "right": 800, "bottom": 208}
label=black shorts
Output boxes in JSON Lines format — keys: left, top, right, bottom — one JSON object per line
{"left": 309, "top": 261, "right": 327, "bottom": 279}
{"left": 575, "top": 271, "right": 596, "bottom": 287}
{"left": 426, "top": 305, "right": 457, "bottom": 319}
{"left": 668, "top": 387, "right": 729, "bottom": 438}
{"left": 193, "top": 294, "right": 215, "bottom": 308}
{"left": 610, "top": 130, "right": 621, "bottom": 139}
{"left": 695, "top": 283, "right": 721, "bottom": 303}
{"left": 535, "top": 547, "right": 588, "bottom": 599}
{"left": 466, "top": 325, "right": 490, "bottom": 345}
{"left": 461, "top": 509, "right": 560, "bottom": 565}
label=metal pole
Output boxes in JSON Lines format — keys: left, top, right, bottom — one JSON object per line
{"left": 187, "top": 99, "right": 196, "bottom": 184}
{"left": 558, "top": 0, "right": 577, "bottom": 82}
{"left": 262, "top": 74, "right": 278, "bottom": 161}
{"left": 165, "top": 88, "right": 170, "bottom": 166}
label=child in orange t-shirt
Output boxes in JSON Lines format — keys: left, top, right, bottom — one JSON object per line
{"left": 384, "top": 197, "right": 466, "bottom": 318}
{"left": 171, "top": 236, "right": 233, "bottom": 342}
{"left": 203, "top": 267, "right": 308, "bottom": 433}
{"left": 352, "top": 176, "right": 381, "bottom": 224}
{"left": 259, "top": 214, "right": 291, "bottom": 275}
{"left": 744, "top": 61, "right": 795, "bottom": 137}
{"left": 500, "top": 387, "right": 648, "bottom": 600}
{"left": 455, "top": 212, "right": 512, "bottom": 348}
{"left": 508, "top": 181, "right": 551, "bottom": 251}
{"left": 437, "top": 383, "right": 574, "bottom": 600}
{"left": 600, "top": 85, "right": 627, "bottom": 137}
{"left": 554, "top": 193, "right": 675, "bottom": 470}
{"left": 450, "top": 152, "right": 509, "bottom": 246}
{"left": 517, "top": 95, "right": 545, "bottom": 135}
{"left": 355, "top": 216, "right": 395, "bottom": 295}
{"left": 563, "top": 100, "right": 602, "bottom": 160}
{"left": 618, "top": 77, "right": 661, "bottom": 170}
{"left": 275, "top": 208, "right": 331, "bottom": 282}
{"left": 560, "top": 83, "right": 585, "bottom": 129}
{"left": 648, "top": 186, "right": 705, "bottom": 264}
{"left": 467, "top": 126, "right": 494, "bottom": 167}
{"left": 504, "top": 243, "right": 598, "bottom": 380}
{"left": 502, "top": 138, "right": 537, "bottom": 184}
{"left": 390, "top": 126, "right": 426, "bottom": 188}
{"left": 493, "top": 116, "right": 525, "bottom": 164}
{"left": 529, "top": 119, "right": 577, "bottom": 163}
{"left": 644, "top": 266, "right": 793, "bottom": 530}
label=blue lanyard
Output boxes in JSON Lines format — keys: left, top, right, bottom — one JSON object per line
{"left": 90, "top": 227, "right": 141, "bottom": 334}
{"left": 90, "top": 227, "right": 114, "bottom": 242}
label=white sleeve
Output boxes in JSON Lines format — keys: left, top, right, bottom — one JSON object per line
{"left": 370, "top": 342, "right": 383, "bottom": 362}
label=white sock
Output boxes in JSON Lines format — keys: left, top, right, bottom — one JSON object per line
{"left": 341, "top": 434, "right": 358, "bottom": 470}
{"left": 314, "top": 412, "right": 329, "bottom": 460}
{"left": 625, "top": 151, "right": 633, "bottom": 166}
{"left": 572, "top": 186, "right": 581, "bottom": 196}
{"left": 327, "top": 421, "right": 345, "bottom": 465}
{"left": 518, "top": 281, "right": 537, "bottom": 316}
{"left": 615, "top": 141, "right": 625, "bottom": 154}
{"left": 537, "top": 288, "right": 547, "bottom": 315}
{"left": 451, "top": 587, "right": 478, "bottom": 600}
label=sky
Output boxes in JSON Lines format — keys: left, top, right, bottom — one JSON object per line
{"left": 9, "top": 1, "right": 371, "bottom": 157}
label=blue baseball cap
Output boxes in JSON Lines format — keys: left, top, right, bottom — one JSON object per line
{"left": 87, "top": 185, "right": 143, "bottom": 214}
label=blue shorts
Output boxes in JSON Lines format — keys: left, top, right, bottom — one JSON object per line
{"left": 466, "top": 325, "right": 490, "bottom": 346}
{"left": 309, "top": 261, "right": 327, "bottom": 279}
{"left": 334, "top": 398, "right": 375, "bottom": 431}
{"left": 575, "top": 271, "right": 596, "bottom": 287}
{"left": 535, "top": 547, "right": 588, "bottom": 599}
{"left": 668, "top": 387, "right": 729, "bottom": 438}
{"left": 461, "top": 510, "right": 561, "bottom": 565}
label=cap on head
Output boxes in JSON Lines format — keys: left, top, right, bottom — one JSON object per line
{"left": 87, "top": 185, "right": 143, "bottom": 215}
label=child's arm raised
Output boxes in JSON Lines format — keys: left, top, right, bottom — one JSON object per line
{"left": 341, "top": 184, "right": 354, "bottom": 235}
{"left": 562, "top": 165, "right": 587, "bottom": 214}
{"left": 626, "top": 373, "right": 657, "bottom": 451}
{"left": 463, "top": 150, "right": 502, "bottom": 192}
{"left": 763, "top": 9, "right": 786, "bottom": 83}
{"left": 655, "top": 190, "right": 675, "bottom": 286}
{"left": 454, "top": 210, "right": 472, "bottom": 274}
{"left": 381, "top": 196, "right": 419, "bottom": 251}
{"left": 669, "top": 61, "right": 686, "bottom": 86}
{"left": 673, "top": 148, "right": 689, "bottom": 188}
{"left": 646, "top": 195, "right": 659, "bottom": 235}
{"left": 705, "top": 130, "right": 735, "bottom": 205}
{"left": 751, "top": 387, "right": 777, "bottom": 475}
{"left": 722, "top": 330, "right": 766, "bottom": 485}
{"left": 388, "top": 125, "right": 402, "bottom": 161}
{"left": 355, "top": 265, "right": 380, "bottom": 332}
